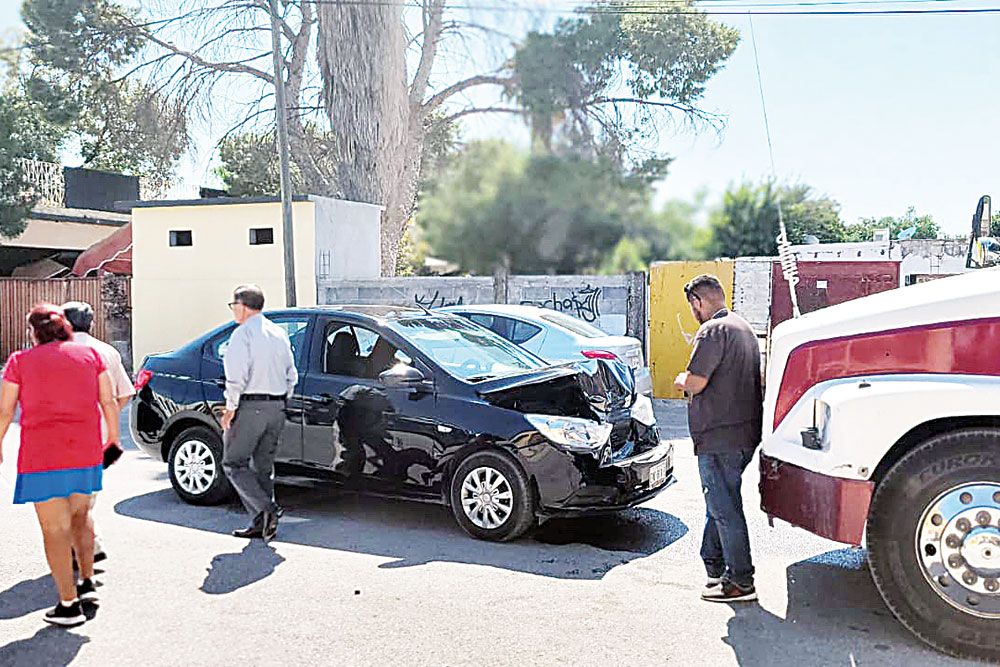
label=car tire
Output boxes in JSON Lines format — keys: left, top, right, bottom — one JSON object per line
{"left": 449, "top": 450, "right": 535, "bottom": 542}
{"left": 167, "top": 426, "right": 233, "bottom": 506}
{"left": 867, "top": 429, "right": 1000, "bottom": 662}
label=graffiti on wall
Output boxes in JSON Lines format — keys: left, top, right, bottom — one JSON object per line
{"left": 520, "top": 285, "right": 602, "bottom": 323}
{"left": 413, "top": 290, "right": 465, "bottom": 309}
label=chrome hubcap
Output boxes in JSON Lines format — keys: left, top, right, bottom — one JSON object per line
{"left": 460, "top": 466, "right": 513, "bottom": 530}
{"left": 174, "top": 440, "right": 217, "bottom": 495}
{"left": 917, "top": 482, "right": 1000, "bottom": 617}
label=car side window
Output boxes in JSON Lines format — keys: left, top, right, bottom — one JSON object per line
{"left": 467, "top": 313, "right": 494, "bottom": 330}
{"left": 214, "top": 317, "right": 309, "bottom": 367}
{"left": 321, "top": 322, "right": 398, "bottom": 380}
{"left": 510, "top": 320, "right": 542, "bottom": 345}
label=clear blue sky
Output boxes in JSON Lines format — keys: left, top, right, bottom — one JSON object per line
{"left": 3, "top": 1, "right": 998, "bottom": 236}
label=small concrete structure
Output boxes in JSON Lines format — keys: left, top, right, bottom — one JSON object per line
{"left": 130, "top": 195, "right": 381, "bottom": 365}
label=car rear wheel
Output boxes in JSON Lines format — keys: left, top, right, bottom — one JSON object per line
{"left": 167, "top": 426, "right": 233, "bottom": 505}
{"left": 449, "top": 450, "right": 535, "bottom": 542}
{"left": 867, "top": 429, "right": 1000, "bottom": 662}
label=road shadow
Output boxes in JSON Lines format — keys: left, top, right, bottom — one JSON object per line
{"left": 0, "top": 626, "right": 89, "bottom": 667}
{"left": 115, "top": 484, "right": 687, "bottom": 580}
{"left": 201, "top": 541, "right": 286, "bottom": 595}
{"left": 0, "top": 575, "right": 56, "bottom": 620}
{"left": 723, "top": 548, "right": 973, "bottom": 666}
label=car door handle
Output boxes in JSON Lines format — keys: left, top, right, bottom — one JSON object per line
{"left": 213, "top": 378, "right": 226, "bottom": 389}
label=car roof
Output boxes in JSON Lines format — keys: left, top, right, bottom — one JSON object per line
{"left": 437, "top": 304, "right": 559, "bottom": 320}
{"left": 265, "top": 304, "right": 460, "bottom": 323}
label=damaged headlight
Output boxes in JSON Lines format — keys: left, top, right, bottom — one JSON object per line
{"left": 525, "top": 414, "right": 613, "bottom": 452}
{"left": 630, "top": 393, "right": 656, "bottom": 427}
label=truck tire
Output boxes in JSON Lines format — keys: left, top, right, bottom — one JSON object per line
{"left": 867, "top": 428, "right": 1000, "bottom": 662}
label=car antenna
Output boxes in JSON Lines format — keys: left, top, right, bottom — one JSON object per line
{"left": 388, "top": 284, "right": 434, "bottom": 315}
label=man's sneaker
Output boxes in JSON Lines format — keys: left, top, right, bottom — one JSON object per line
{"left": 77, "top": 578, "right": 99, "bottom": 602}
{"left": 701, "top": 581, "right": 757, "bottom": 603}
{"left": 44, "top": 601, "right": 85, "bottom": 627}
{"left": 702, "top": 575, "right": 723, "bottom": 595}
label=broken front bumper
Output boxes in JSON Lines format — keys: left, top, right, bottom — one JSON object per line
{"left": 535, "top": 440, "right": 676, "bottom": 519}
{"left": 759, "top": 453, "right": 874, "bottom": 545}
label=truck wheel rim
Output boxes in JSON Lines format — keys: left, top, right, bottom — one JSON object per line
{"left": 460, "top": 466, "right": 513, "bottom": 530}
{"left": 174, "top": 440, "right": 217, "bottom": 495}
{"left": 916, "top": 482, "right": 1000, "bottom": 618}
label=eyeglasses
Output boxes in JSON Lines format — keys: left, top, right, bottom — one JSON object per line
{"left": 227, "top": 301, "right": 241, "bottom": 310}
{"left": 683, "top": 284, "right": 701, "bottom": 302}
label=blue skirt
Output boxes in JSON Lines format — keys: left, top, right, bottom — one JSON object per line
{"left": 13, "top": 465, "right": 103, "bottom": 504}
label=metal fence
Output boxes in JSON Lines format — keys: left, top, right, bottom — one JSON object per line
{"left": 0, "top": 277, "right": 130, "bottom": 363}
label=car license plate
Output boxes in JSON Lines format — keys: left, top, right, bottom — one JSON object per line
{"left": 649, "top": 460, "right": 667, "bottom": 488}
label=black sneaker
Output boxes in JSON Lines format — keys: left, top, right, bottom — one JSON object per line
{"left": 44, "top": 601, "right": 85, "bottom": 627}
{"left": 77, "top": 578, "right": 99, "bottom": 602}
{"left": 701, "top": 581, "right": 757, "bottom": 603}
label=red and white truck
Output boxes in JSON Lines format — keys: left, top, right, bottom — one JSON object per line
{"left": 759, "top": 197, "right": 1000, "bottom": 660}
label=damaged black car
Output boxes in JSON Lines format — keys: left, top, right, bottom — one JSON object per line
{"left": 131, "top": 306, "right": 675, "bottom": 541}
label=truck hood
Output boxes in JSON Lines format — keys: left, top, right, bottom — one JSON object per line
{"left": 478, "top": 359, "right": 636, "bottom": 419}
{"left": 765, "top": 268, "right": 1000, "bottom": 434}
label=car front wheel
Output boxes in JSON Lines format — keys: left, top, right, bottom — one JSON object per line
{"left": 449, "top": 450, "right": 535, "bottom": 542}
{"left": 167, "top": 426, "right": 233, "bottom": 505}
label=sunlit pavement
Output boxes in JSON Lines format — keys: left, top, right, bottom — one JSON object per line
{"left": 0, "top": 403, "right": 976, "bottom": 666}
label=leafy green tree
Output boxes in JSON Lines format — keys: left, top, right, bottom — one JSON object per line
{"left": 419, "top": 139, "right": 709, "bottom": 274}
{"left": 21, "top": 0, "right": 188, "bottom": 180}
{"left": 708, "top": 181, "right": 845, "bottom": 257}
{"left": 843, "top": 206, "right": 939, "bottom": 242}
{"left": 0, "top": 87, "right": 63, "bottom": 237}
{"left": 512, "top": 2, "right": 740, "bottom": 156}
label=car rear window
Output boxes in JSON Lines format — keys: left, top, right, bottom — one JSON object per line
{"left": 537, "top": 311, "right": 607, "bottom": 338}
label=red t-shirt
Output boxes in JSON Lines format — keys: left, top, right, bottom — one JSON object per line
{"left": 2, "top": 341, "right": 107, "bottom": 473}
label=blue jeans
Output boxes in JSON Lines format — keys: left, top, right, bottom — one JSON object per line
{"left": 698, "top": 450, "right": 754, "bottom": 588}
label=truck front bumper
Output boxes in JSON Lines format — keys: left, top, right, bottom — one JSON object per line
{"left": 759, "top": 453, "right": 874, "bottom": 545}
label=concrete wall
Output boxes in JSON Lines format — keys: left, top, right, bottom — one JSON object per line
{"left": 132, "top": 200, "right": 317, "bottom": 365}
{"left": 319, "top": 276, "right": 494, "bottom": 310}
{"left": 317, "top": 274, "right": 634, "bottom": 335}
{"left": 509, "top": 275, "right": 630, "bottom": 335}
{"left": 898, "top": 239, "right": 968, "bottom": 282}
{"left": 311, "top": 196, "right": 382, "bottom": 281}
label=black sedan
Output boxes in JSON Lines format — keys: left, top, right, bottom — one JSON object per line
{"left": 131, "top": 306, "right": 675, "bottom": 541}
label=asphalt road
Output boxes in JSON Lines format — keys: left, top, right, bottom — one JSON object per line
{"left": 0, "top": 403, "right": 980, "bottom": 666}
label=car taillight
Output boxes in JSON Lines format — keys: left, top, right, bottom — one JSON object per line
{"left": 134, "top": 369, "right": 153, "bottom": 391}
{"left": 582, "top": 350, "right": 619, "bottom": 361}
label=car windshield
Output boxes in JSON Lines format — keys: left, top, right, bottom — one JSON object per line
{"left": 388, "top": 316, "right": 546, "bottom": 382}
{"left": 537, "top": 311, "right": 607, "bottom": 338}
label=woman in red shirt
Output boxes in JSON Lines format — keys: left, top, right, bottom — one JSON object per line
{"left": 0, "top": 303, "right": 120, "bottom": 627}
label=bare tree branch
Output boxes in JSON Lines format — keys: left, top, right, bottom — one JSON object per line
{"left": 409, "top": 0, "right": 445, "bottom": 109}
{"left": 444, "top": 106, "right": 523, "bottom": 122}
{"left": 423, "top": 73, "right": 511, "bottom": 111}
{"left": 136, "top": 22, "right": 274, "bottom": 83}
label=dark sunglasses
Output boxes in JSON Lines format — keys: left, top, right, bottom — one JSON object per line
{"left": 683, "top": 284, "right": 701, "bottom": 301}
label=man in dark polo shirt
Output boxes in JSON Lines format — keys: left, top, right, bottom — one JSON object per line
{"left": 674, "top": 274, "right": 763, "bottom": 602}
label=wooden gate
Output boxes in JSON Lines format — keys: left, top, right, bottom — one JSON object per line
{"left": 0, "top": 277, "right": 130, "bottom": 363}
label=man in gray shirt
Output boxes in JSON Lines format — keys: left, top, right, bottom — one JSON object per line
{"left": 674, "top": 274, "right": 762, "bottom": 603}
{"left": 222, "top": 284, "right": 298, "bottom": 541}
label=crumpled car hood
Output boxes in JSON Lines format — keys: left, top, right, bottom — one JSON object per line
{"left": 477, "top": 359, "right": 636, "bottom": 420}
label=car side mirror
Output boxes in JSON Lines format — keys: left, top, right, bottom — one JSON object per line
{"left": 379, "top": 363, "right": 429, "bottom": 391}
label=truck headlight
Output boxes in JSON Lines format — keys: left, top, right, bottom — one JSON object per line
{"left": 525, "top": 414, "right": 613, "bottom": 452}
{"left": 630, "top": 393, "right": 656, "bottom": 427}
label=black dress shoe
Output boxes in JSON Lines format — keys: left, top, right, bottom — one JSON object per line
{"left": 261, "top": 510, "right": 278, "bottom": 541}
{"left": 233, "top": 512, "right": 264, "bottom": 538}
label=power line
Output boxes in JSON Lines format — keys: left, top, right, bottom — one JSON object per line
{"left": 301, "top": 0, "right": 1000, "bottom": 14}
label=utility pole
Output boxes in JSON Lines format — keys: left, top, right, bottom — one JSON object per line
{"left": 268, "top": 0, "right": 297, "bottom": 307}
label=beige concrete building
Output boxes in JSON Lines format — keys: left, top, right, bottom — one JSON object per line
{"left": 130, "top": 196, "right": 382, "bottom": 365}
